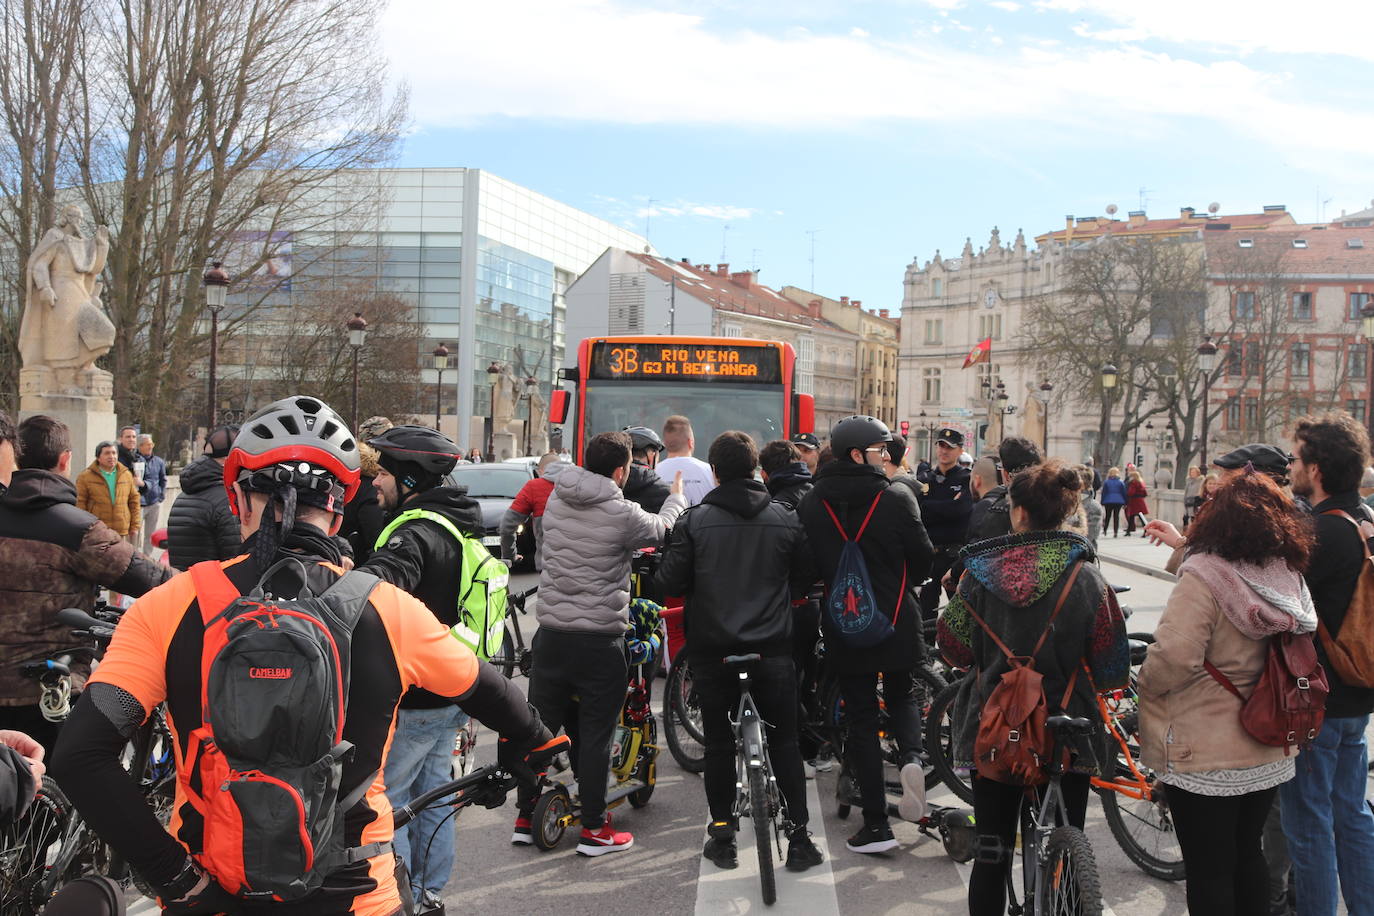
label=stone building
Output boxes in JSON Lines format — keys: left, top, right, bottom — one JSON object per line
{"left": 565, "top": 251, "right": 863, "bottom": 433}
{"left": 780, "top": 288, "right": 900, "bottom": 428}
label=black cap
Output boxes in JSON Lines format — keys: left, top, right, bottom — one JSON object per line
{"left": 1212, "top": 443, "right": 1291, "bottom": 476}
{"left": 936, "top": 427, "right": 964, "bottom": 447}
{"left": 790, "top": 432, "right": 820, "bottom": 451}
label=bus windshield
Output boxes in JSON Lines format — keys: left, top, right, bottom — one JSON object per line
{"left": 583, "top": 381, "right": 785, "bottom": 458}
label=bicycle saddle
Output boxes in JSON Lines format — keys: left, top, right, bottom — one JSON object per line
{"left": 722, "top": 653, "right": 762, "bottom": 667}
{"left": 1046, "top": 715, "right": 1093, "bottom": 735}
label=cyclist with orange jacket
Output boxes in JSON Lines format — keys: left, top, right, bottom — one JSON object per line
{"left": 51, "top": 397, "right": 564, "bottom": 915}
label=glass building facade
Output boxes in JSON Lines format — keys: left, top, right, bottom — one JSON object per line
{"left": 226, "top": 168, "right": 651, "bottom": 450}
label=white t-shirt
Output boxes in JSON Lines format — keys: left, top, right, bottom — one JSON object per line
{"left": 655, "top": 455, "right": 715, "bottom": 506}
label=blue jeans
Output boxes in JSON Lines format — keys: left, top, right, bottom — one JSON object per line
{"left": 384, "top": 705, "right": 469, "bottom": 897}
{"left": 1278, "top": 714, "right": 1374, "bottom": 916}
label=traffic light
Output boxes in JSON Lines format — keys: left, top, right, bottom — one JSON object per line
{"left": 900, "top": 420, "right": 910, "bottom": 437}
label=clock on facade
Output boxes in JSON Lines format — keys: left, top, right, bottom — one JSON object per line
{"left": 984, "top": 288, "right": 998, "bottom": 309}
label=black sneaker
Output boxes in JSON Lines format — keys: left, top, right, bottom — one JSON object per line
{"left": 703, "top": 821, "right": 738, "bottom": 869}
{"left": 785, "top": 827, "right": 825, "bottom": 872}
{"left": 846, "top": 821, "right": 898, "bottom": 854}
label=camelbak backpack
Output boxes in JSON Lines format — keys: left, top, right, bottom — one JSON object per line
{"left": 374, "top": 509, "right": 509, "bottom": 660}
{"left": 820, "top": 494, "right": 898, "bottom": 649}
{"left": 183, "top": 558, "right": 385, "bottom": 902}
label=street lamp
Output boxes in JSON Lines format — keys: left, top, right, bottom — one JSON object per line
{"left": 1099, "top": 363, "right": 1118, "bottom": 466}
{"left": 433, "top": 342, "right": 450, "bottom": 430}
{"left": 917, "top": 410, "right": 939, "bottom": 463}
{"left": 1361, "top": 302, "right": 1374, "bottom": 441}
{"left": 1036, "top": 380, "right": 1054, "bottom": 455}
{"left": 347, "top": 312, "right": 367, "bottom": 432}
{"left": 1196, "top": 336, "right": 1218, "bottom": 471}
{"left": 203, "top": 260, "right": 229, "bottom": 430}
{"left": 1143, "top": 421, "right": 1153, "bottom": 471}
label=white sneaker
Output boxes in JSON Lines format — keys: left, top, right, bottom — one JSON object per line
{"left": 803, "top": 760, "right": 817, "bottom": 780}
{"left": 897, "top": 761, "right": 927, "bottom": 823}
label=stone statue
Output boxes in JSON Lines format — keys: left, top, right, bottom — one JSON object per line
{"left": 490, "top": 362, "right": 518, "bottom": 427}
{"left": 526, "top": 379, "right": 548, "bottom": 454}
{"left": 1020, "top": 382, "right": 1046, "bottom": 451}
{"left": 20, "top": 205, "right": 116, "bottom": 383}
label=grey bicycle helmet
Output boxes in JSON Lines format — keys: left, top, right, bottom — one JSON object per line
{"left": 224, "top": 396, "right": 360, "bottom": 507}
{"left": 829, "top": 415, "right": 892, "bottom": 459}
{"left": 622, "top": 426, "right": 665, "bottom": 454}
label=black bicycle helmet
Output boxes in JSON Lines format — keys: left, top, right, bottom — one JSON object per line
{"left": 622, "top": 426, "right": 665, "bottom": 454}
{"left": 829, "top": 415, "right": 892, "bottom": 459}
{"left": 367, "top": 425, "right": 463, "bottom": 475}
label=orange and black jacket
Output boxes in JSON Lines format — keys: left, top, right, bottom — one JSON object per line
{"left": 51, "top": 529, "right": 541, "bottom": 915}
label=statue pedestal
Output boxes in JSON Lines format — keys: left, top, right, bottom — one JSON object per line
{"left": 491, "top": 430, "right": 518, "bottom": 462}
{"left": 20, "top": 368, "right": 118, "bottom": 480}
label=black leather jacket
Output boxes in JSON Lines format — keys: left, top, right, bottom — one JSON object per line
{"left": 656, "top": 478, "right": 816, "bottom": 662}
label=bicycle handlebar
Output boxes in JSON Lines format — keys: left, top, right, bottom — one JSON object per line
{"left": 57, "top": 607, "right": 117, "bottom": 643}
{"left": 391, "top": 764, "right": 518, "bottom": 828}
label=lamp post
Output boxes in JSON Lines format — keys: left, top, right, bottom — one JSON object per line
{"left": 994, "top": 380, "right": 1016, "bottom": 444}
{"left": 203, "top": 261, "right": 229, "bottom": 430}
{"left": 1037, "top": 380, "right": 1054, "bottom": 455}
{"left": 347, "top": 312, "right": 367, "bottom": 432}
{"left": 1196, "top": 336, "right": 1218, "bottom": 471}
{"left": 917, "top": 410, "right": 939, "bottom": 463}
{"left": 1099, "top": 363, "right": 1118, "bottom": 467}
{"left": 433, "top": 342, "right": 450, "bottom": 430}
{"left": 1362, "top": 303, "right": 1374, "bottom": 442}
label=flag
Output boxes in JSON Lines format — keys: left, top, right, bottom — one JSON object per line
{"left": 962, "top": 337, "right": 992, "bottom": 369}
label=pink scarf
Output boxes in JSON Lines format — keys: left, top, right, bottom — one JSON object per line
{"left": 1176, "top": 553, "right": 1317, "bottom": 639}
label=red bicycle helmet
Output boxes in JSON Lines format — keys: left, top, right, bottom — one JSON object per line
{"left": 223, "top": 396, "right": 361, "bottom": 515}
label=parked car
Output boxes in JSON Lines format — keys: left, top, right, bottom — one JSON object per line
{"left": 444, "top": 462, "right": 537, "bottom": 567}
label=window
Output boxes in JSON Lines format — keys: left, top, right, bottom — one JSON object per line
{"left": 1290, "top": 398, "right": 1310, "bottom": 421}
{"left": 1348, "top": 400, "right": 1367, "bottom": 424}
{"left": 1350, "top": 344, "right": 1367, "bottom": 381}
{"left": 1227, "top": 342, "right": 1243, "bottom": 377}
{"left": 924, "top": 319, "right": 943, "bottom": 345}
{"left": 922, "top": 367, "right": 942, "bottom": 404}
{"left": 1238, "top": 239, "right": 1254, "bottom": 248}
{"left": 932, "top": 278, "right": 943, "bottom": 298}
{"left": 1246, "top": 343, "right": 1260, "bottom": 378}
{"left": 1292, "top": 291, "right": 1313, "bottom": 320}
{"left": 977, "top": 362, "right": 1000, "bottom": 394}
{"left": 1235, "top": 291, "right": 1256, "bottom": 320}
{"left": 1351, "top": 292, "right": 1373, "bottom": 320}
{"left": 1292, "top": 239, "right": 1308, "bottom": 249}
{"left": 722, "top": 322, "right": 743, "bottom": 338}
{"left": 1245, "top": 397, "right": 1259, "bottom": 430}
{"left": 978, "top": 314, "right": 1003, "bottom": 340}
{"left": 1226, "top": 396, "right": 1241, "bottom": 429}
{"left": 1291, "top": 342, "right": 1310, "bottom": 378}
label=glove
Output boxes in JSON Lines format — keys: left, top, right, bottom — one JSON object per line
{"left": 497, "top": 723, "right": 571, "bottom": 787}
{"left": 158, "top": 861, "right": 240, "bottom": 915}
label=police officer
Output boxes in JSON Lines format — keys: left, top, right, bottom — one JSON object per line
{"left": 916, "top": 427, "right": 972, "bottom": 619}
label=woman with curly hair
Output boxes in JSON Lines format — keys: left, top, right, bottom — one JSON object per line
{"left": 937, "top": 461, "right": 1129, "bottom": 916}
{"left": 1137, "top": 469, "right": 1317, "bottom": 916}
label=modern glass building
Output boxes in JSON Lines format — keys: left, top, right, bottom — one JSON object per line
{"left": 227, "top": 168, "right": 652, "bottom": 450}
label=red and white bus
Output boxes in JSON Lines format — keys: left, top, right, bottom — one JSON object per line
{"left": 549, "top": 336, "right": 816, "bottom": 463}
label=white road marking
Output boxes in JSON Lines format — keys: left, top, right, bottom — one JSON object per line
{"left": 694, "top": 776, "right": 840, "bottom": 915}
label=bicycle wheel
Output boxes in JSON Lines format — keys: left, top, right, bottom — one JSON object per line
{"left": 926, "top": 680, "right": 973, "bottom": 804}
{"left": 1097, "top": 712, "right": 1185, "bottom": 881}
{"left": 489, "top": 623, "right": 517, "bottom": 679}
{"left": 913, "top": 664, "right": 949, "bottom": 791}
{"left": 663, "top": 658, "right": 705, "bottom": 773}
{"left": 748, "top": 763, "right": 776, "bottom": 906}
{"left": 1041, "top": 826, "right": 1103, "bottom": 916}
{"left": 0, "top": 776, "right": 71, "bottom": 915}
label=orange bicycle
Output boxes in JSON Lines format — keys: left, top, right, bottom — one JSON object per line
{"left": 927, "top": 632, "right": 1184, "bottom": 882}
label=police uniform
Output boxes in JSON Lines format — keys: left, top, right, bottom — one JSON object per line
{"left": 916, "top": 428, "right": 973, "bottom": 619}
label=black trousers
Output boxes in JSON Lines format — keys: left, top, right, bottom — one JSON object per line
{"left": 791, "top": 599, "right": 823, "bottom": 761}
{"left": 969, "top": 772, "right": 1091, "bottom": 916}
{"left": 1167, "top": 784, "right": 1277, "bottom": 916}
{"left": 0, "top": 704, "right": 62, "bottom": 760}
{"left": 838, "top": 669, "right": 923, "bottom": 825}
{"left": 521, "top": 628, "right": 628, "bottom": 829}
{"left": 919, "top": 547, "right": 957, "bottom": 620}
{"left": 1102, "top": 504, "right": 1123, "bottom": 535}
{"left": 694, "top": 654, "right": 809, "bottom": 829}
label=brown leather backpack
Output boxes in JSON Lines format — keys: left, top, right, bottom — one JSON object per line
{"left": 1317, "top": 510, "right": 1374, "bottom": 688}
{"left": 968, "top": 561, "right": 1083, "bottom": 786}
{"left": 1205, "top": 631, "right": 1328, "bottom": 754}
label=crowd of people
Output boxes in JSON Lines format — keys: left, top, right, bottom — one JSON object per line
{"left": 0, "top": 398, "right": 1370, "bottom": 916}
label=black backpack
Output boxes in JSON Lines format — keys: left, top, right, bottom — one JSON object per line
{"left": 820, "top": 494, "right": 898, "bottom": 648}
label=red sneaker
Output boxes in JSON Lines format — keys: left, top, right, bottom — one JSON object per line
{"left": 511, "top": 816, "right": 533, "bottom": 845}
{"left": 576, "top": 813, "right": 634, "bottom": 856}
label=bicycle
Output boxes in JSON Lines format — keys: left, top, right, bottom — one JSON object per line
{"left": 999, "top": 715, "right": 1104, "bottom": 916}
{"left": 723, "top": 653, "right": 787, "bottom": 906}
{"left": 490, "top": 586, "right": 535, "bottom": 679}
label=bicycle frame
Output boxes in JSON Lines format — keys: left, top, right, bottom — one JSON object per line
{"left": 1089, "top": 683, "right": 1154, "bottom": 803}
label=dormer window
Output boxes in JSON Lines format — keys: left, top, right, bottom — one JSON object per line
{"left": 1292, "top": 239, "right": 1308, "bottom": 249}
{"left": 1238, "top": 239, "right": 1254, "bottom": 248}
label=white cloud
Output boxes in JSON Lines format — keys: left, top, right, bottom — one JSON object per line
{"left": 634, "top": 200, "right": 760, "bottom": 221}
{"left": 380, "top": 0, "right": 1374, "bottom": 167}
{"left": 989, "top": 1, "right": 1021, "bottom": 10}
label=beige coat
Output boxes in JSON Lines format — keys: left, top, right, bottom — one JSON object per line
{"left": 1137, "top": 570, "right": 1291, "bottom": 773}
{"left": 75, "top": 461, "right": 141, "bottom": 537}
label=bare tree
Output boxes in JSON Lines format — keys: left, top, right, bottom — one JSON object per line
{"left": 0, "top": 0, "right": 406, "bottom": 444}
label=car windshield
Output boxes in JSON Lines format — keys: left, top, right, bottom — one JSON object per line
{"left": 582, "top": 381, "right": 785, "bottom": 458}
{"left": 445, "top": 466, "right": 529, "bottom": 498}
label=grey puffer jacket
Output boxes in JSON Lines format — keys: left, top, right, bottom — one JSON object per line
{"left": 537, "top": 465, "right": 686, "bottom": 635}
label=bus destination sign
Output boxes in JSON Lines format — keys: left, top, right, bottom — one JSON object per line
{"left": 588, "top": 342, "right": 783, "bottom": 384}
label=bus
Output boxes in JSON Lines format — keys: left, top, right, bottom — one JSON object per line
{"left": 549, "top": 336, "right": 816, "bottom": 463}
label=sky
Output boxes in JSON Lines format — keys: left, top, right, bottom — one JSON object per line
{"left": 379, "top": 0, "right": 1374, "bottom": 311}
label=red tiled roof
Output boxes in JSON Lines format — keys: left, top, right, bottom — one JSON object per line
{"left": 1203, "top": 225, "right": 1374, "bottom": 276}
{"left": 625, "top": 253, "right": 851, "bottom": 334}
{"left": 1036, "top": 209, "right": 1297, "bottom": 244}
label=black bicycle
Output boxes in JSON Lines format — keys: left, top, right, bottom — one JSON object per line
{"left": 490, "top": 586, "right": 535, "bottom": 678}
{"left": 721, "top": 653, "right": 789, "bottom": 906}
